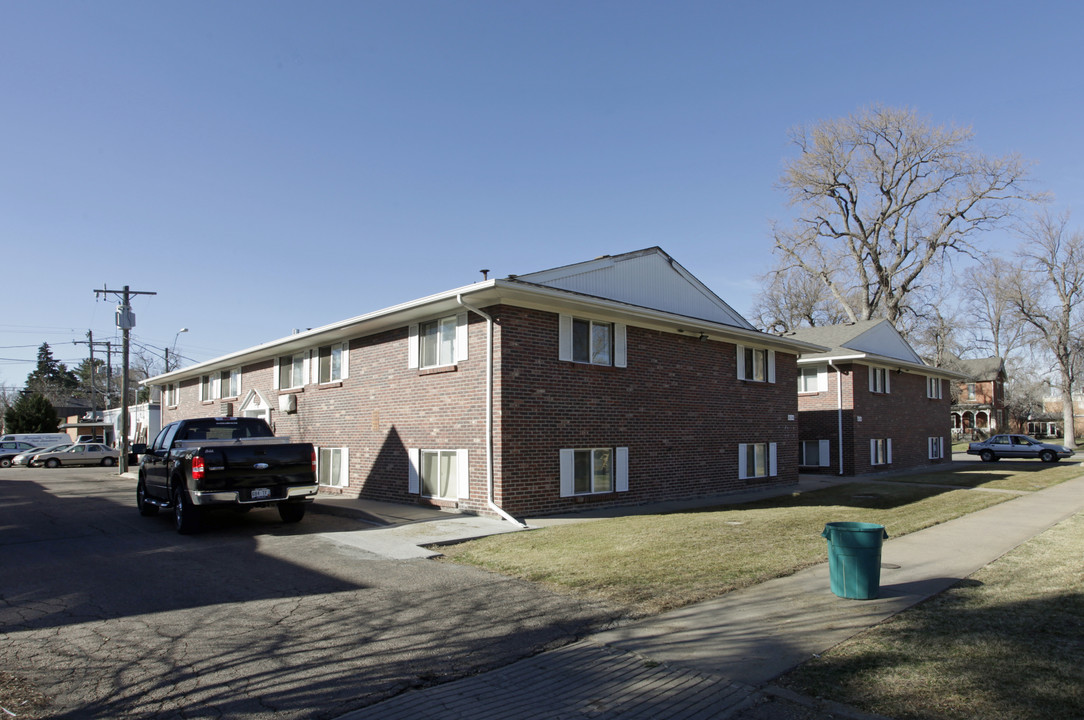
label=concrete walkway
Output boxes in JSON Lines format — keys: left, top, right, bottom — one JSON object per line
{"left": 328, "top": 470, "right": 1084, "bottom": 719}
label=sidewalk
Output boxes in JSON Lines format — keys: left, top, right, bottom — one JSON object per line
{"left": 332, "top": 472, "right": 1084, "bottom": 720}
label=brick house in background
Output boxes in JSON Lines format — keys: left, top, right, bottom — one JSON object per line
{"left": 783, "top": 320, "right": 962, "bottom": 476}
{"left": 948, "top": 356, "right": 1007, "bottom": 439}
{"left": 146, "top": 248, "right": 823, "bottom": 521}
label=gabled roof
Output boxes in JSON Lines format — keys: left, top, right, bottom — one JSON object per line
{"left": 952, "top": 356, "right": 1006, "bottom": 382}
{"left": 512, "top": 247, "right": 756, "bottom": 330}
{"left": 146, "top": 247, "right": 824, "bottom": 385}
{"left": 785, "top": 319, "right": 965, "bottom": 379}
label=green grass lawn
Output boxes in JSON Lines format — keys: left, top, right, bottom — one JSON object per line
{"left": 780, "top": 510, "right": 1084, "bottom": 720}
{"left": 439, "top": 464, "right": 1078, "bottom": 616}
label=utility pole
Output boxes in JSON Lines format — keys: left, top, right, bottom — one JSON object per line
{"left": 94, "top": 285, "right": 156, "bottom": 474}
{"left": 73, "top": 331, "right": 113, "bottom": 416}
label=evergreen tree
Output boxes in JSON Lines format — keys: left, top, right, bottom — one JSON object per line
{"left": 24, "top": 343, "right": 79, "bottom": 403}
{"left": 3, "top": 393, "right": 59, "bottom": 433}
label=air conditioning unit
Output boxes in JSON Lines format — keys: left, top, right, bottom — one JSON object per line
{"left": 278, "top": 394, "right": 297, "bottom": 413}
{"left": 220, "top": 402, "right": 234, "bottom": 416}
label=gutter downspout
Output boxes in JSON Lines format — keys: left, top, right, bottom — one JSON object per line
{"left": 456, "top": 295, "right": 527, "bottom": 528}
{"left": 828, "top": 359, "right": 844, "bottom": 476}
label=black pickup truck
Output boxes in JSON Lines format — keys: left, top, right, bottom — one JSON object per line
{"left": 135, "top": 417, "right": 318, "bottom": 534}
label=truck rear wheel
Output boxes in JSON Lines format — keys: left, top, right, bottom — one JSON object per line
{"left": 278, "top": 502, "right": 306, "bottom": 523}
{"left": 173, "top": 483, "right": 202, "bottom": 534}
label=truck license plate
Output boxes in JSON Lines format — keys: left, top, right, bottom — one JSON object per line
{"left": 251, "top": 488, "right": 271, "bottom": 500}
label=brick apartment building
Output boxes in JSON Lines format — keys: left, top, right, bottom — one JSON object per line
{"left": 784, "top": 320, "right": 962, "bottom": 475}
{"left": 146, "top": 248, "right": 824, "bottom": 520}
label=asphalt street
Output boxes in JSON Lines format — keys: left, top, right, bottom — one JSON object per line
{"left": 0, "top": 467, "right": 619, "bottom": 719}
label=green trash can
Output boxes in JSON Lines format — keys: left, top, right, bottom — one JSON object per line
{"left": 822, "top": 521, "right": 889, "bottom": 600}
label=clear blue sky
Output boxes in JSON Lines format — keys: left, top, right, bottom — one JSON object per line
{"left": 2, "top": 0, "right": 1081, "bottom": 388}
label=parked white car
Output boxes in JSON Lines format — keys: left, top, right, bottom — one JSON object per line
{"left": 31, "top": 443, "right": 119, "bottom": 468}
{"left": 12, "top": 443, "right": 72, "bottom": 467}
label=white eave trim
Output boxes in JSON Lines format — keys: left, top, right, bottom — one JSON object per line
{"left": 144, "top": 278, "right": 826, "bottom": 386}
{"left": 798, "top": 352, "right": 967, "bottom": 380}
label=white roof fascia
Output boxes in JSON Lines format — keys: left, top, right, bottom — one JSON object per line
{"left": 146, "top": 278, "right": 825, "bottom": 386}
{"left": 798, "top": 352, "right": 968, "bottom": 379}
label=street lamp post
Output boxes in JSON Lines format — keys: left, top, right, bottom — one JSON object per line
{"left": 165, "top": 328, "right": 188, "bottom": 372}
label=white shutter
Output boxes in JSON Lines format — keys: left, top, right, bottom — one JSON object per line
{"left": 559, "top": 449, "right": 575, "bottom": 497}
{"left": 940, "top": 437, "right": 945, "bottom": 458}
{"left": 457, "top": 449, "right": 469, "bottom": 499}
{"left": 885, "top": 369, "right": 891, "bottom": 394}
{"left": 558, "top": 315, "right": 573, "bottom": 362}
{"left": 737, "top": 443, "right": 748, "bottom": 479}
{"left": 769, "top": 442, "right": 778, "bottom": 476}
{"left": 273, "top": 357, "right": 281, "bottom": 390}
{"left": 615, "top": 447, "right": 629, "bottom": 492}
{"left": 887, "top": 438, "right": 893, "bottom": 464}
{"left": 408, "top": 324, "right": 419, "bottom": 369}
{"left": 870, "top": 439, "right": 877, "bottom": 464}
{"left": 818, "top": 439, "right": 831, "bottom": 467}
{"left": 212, "top": 374, "right": 221, "bottom": 400}
{"left": 767, "top": 350, "right": 776, "bottom": 383}
{"left": 407, "top": 448, "right": 420, "bottom": 494}
{"left": 456, "top": 312, "right": 469, "bottom": 363}
{"left": 868, "top": 366, "right": 875, "bottom": 392}
{"left": 614, "top": 323, "right": 627, "bottom": 368}
{"left": 340, "top": 343, "right": 349, "bottom": 380}
{"left": 232, "top": 367, "right": 242, "bottom": 396}
{"left": 817, "top": 366, "right": 829, "bottom": 392}
{"left": 736, "top": 346, "right": 746, "bottom": 380}
{"left": 339, "top": 447, "right": 350, "bottom": 488}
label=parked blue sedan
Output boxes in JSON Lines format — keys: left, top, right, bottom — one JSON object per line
{"left": 967, "top": 434, "right": 1075, "bottom": 463}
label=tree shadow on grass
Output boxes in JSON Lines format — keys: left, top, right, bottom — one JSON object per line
{"left": 779, "top": 587, "right": 1084, "bottom": 720}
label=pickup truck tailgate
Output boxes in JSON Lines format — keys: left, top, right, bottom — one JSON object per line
{"left": 196, "top": 443, "right": 315, "bottom": 496}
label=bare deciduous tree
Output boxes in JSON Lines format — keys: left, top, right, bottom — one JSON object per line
{"left": 962, "top": 256, "right": 1028, "bottom": 359}
{"left": 1006, "top": 212, "right": 1084, "bottom": 447}
{"left": 772, "top": 105, "right": 1036, "bottom": 326}
{"left": 751, "top": 261, "right": 849, "bottom": 333}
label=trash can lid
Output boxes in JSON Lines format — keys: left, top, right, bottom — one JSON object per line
{"left": 822, "top": 521, "right": 889, "bottom": 539}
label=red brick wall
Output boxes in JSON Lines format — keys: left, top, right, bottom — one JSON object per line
{"left": 491, "top": 306, "right": 799, "bottom": 517}
{"left": 798, "top": 363, "right": 951, "bottom": 476}
{"left": 162, "top": 304, "right": 803, "bottom": 518}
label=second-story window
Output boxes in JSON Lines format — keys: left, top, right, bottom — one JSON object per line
{"left": 737, "top": 345, "right": 775, "bottom": 383}
{"left": 276, "top": 353, "right": 306, "bottom": 390}
{"left": 317, "top": 342, "right": 348, "bottom": 383}
{"left": 869, "top": 366, "right": 890, "bottom": 394}
{"left": 220, "top": 368, "right": 241, "bottom": 398}
{"left": 558, "top": 314, "right": 627, "bottom": 367}
{"left": 408, "top": 313, "right": 468, "bottom": 370}
{"left": 927, "top": 376, "right": 942, "bottom": 399}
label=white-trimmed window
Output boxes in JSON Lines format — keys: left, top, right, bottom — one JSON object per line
{"left": 408, "top": 313, "right": 468, "bottom": 369}
{"left": 869, "top": 366, "right": 891, "bottom": 394}
{"left": 798, "top": 366, "right": 827, "bottom": 393}
{"left": 926, "top": 376, "right": 942, "bottom": 399}
{"left": 558, "top": 315, "right": 627, "bottom": 367}
{"left": 800, "top": 440, "right": 831, "bottom": 467}
{"left": 407, "top": 448, "right": 469, "bottom": 499}
{"left": 199, "top": 375, "right": 213, "bottom": 402}
{"left": 220, "top": 368, "right": 241, "bottom": 398}
{"left": 928, "top": 437, "right": 944, "bottom": 460}
{"left": 164, "top": 383, "right": 178, "bottom": 407}
{"left": 560, "top": 447, "right": 629, "bottom": 496}
{"left": 275, "top": 352, "right": 307, "bottom": 390}
{"left": 317, "top": 342, "right": 349, "bottom": 384}
{"left": 871, "top": 438, "right": 893, "bottom": 466}
{"left": 739, "top": 442, "right": 778, "bottom": 479}
{"left": 317, "top": 447, "right": 349, "bottom": 488}
{"left": 738, "top": 345, "right": 776, "bottom": 383}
